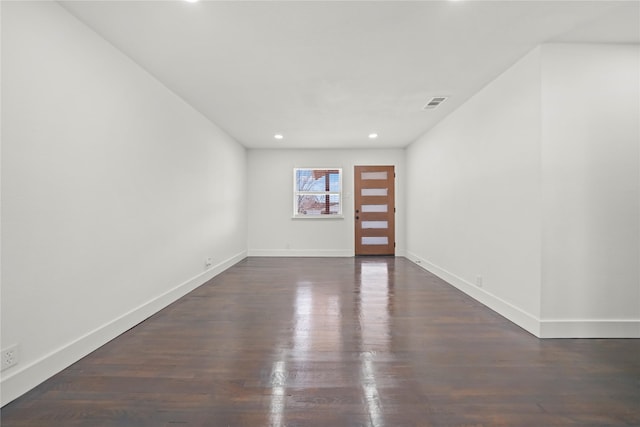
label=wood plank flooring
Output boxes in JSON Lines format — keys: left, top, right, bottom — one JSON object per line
{"left": 2, "top": 257, "right": 639, "bottom": 426}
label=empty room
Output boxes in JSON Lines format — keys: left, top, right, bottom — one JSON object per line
{"left": 1, "top": 0, "right": 639, "bottom": 426}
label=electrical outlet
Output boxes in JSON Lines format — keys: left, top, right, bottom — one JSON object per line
{"left": 476, "top": 275, "right": 483, "bottom": 288}
{"left": 1, "top": 344, "right": 19, "bottom": 372}
{"left": 205, "top": 257, "right": 213, "bottom": 268}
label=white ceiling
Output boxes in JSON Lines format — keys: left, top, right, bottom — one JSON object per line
{"left": 59, "top": 0, "right": 640, "bottom": 149}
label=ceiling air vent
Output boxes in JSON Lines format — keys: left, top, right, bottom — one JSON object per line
{"left": 423, "top": 96, "right": 448, "bottom": 110}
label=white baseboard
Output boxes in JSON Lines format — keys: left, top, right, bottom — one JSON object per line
{"left": 405, "top": 251, "right": 640, "bottom": 339}
{"left": 539, "top": 319, "right": 640, "bottom": 338}
{"left": 0, "top": 251, "right": 247, "bottom": 407}
{"left": 405, "top": 251, "right": 541, "bottom": 336}
{"left": 247, "top": 249, "right": 354, "bottom": 257}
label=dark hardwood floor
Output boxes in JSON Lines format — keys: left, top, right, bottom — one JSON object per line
{"left": 2, "top": 257, "right": 639, "bottom": 426}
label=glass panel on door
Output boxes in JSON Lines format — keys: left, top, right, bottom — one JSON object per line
{"left": 362, "top": 236, "right": 389, "bottom": 245}
{"left": 361, "top": 204, "right": 388, "bottom": 213}
{"left": 361, "top": 188, "right": 388, "bottom": 196}
{"left": 361, "top": 171, "right": 388, "bottom": 180}
{"left": 361, "top": 221, "right": 388, "bottom": 229}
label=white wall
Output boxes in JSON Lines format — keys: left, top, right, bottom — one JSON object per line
{"left": 540, "top": 44, "right": 640, "bottom": 337}
{"left": 406, "top": 48, "right": 543, "bottom": 335}
{"left": 248, "top": 149, "right": 405, "bottom": 257}
{"left": 406, "top": 43, "right": 640, "bottom": 338}
{"left": 1, "top": 2, "right": 247, "bottom": 405}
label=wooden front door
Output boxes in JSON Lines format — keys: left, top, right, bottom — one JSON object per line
{"left": 354, "top": 165, "right": 395, "bottom": 256}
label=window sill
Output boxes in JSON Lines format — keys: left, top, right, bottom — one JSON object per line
{"left": 292, "top": 215, "right": 345, "bottom": 220}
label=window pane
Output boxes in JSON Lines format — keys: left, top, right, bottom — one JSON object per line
{"left": 294, "top": 168, "right": 342, "bottom": 217}
{"left": 327, "top": 171, "right": 340, "bottom": 192}
{"left": 296, "top": 169, "right": 340, "bottom": 192}
{"left": 297, "top": 194, "right": 340, "bottom": 215}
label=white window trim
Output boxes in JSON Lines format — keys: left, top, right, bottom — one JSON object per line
{"left": 293, "top": 168, "right": 344, "bottom": 219}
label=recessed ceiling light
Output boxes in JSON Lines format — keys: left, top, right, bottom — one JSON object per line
{"left": 274, "top": 134, "right": 284, "bottom": 140}
{"left": 184, "top": 0, "right": 199, "bottom": 3}
{"left": 368, "top": 133, "right": 378, "bottom": 139}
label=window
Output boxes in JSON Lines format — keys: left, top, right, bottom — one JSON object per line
{"left": 293, "top": 168, "right": 342, "bottom": 218}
